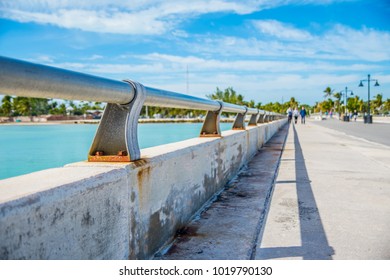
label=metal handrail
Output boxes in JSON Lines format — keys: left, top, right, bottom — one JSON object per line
{"left": 143, "top": 86, "right": 220, "bottom": 112}
{"left": 0, "top": 56, "right": 272, "bottom": 115}
{"left": 0, "top": 56, "right": 285, "bottom": 162}
{"left": 0, "top": 56, "right": 133, "bottom": 104}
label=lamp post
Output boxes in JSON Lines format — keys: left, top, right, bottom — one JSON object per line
{"left": 339, "top": 86, "right": 353, "bottom": 121}
{"left": 359, "top": 74, "right": 379, "bottom": 124}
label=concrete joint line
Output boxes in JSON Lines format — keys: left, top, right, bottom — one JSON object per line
{"left": 248, "top": 123, "right": 290, "bottom": 260}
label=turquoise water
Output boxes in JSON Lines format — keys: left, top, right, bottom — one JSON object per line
{"left": 0, "top": 123, "right": 232, "bottom": 180}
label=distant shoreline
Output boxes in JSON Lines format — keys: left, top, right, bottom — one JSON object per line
{"left": 0, "top": 118, "right": 235, "bottom": 126}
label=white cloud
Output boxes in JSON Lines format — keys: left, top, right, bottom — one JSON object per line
{"left": 1, "top": 8, "right": 169, "bottom": 35}
{"left": 190, "top": 23, "right": 390, "bottom": 62}
{"left": 84, "top": 55, "right": 104, "bottom": 61}
{"left": 320, "top": 24, "right": 390, "bottom": 62}
{"left": 0, "top": 0, "right": 256, "bottom": 34}
{"left": 0, "top": 0, "right": 357, "bottom": 35}
{"left": 34, "top": 52, "right": 387, "bottom": 104}
{"left": 135, "top": 53, "right": 382, "bottom": 73}
{"left": 171, "top": 29, "right": 189, "bottom": 38}
{"left": 252, "top": 20, "right": 312, "bottom": 41}
{"left": 35, "top": 55, "right": 54, "bottom": 63}
{"left": 2, "top": 0, "right": 384, "bottom": 104}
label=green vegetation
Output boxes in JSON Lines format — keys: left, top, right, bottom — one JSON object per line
{"left": 1, "top": 86, "right": 387, "bottom": 120}
{"left": 1, "top": 87, "right": 312, "bottom": 119}
{"left": 0, "top": 96, "right": 104, "bottom": 117}
{"left": 207, "top": 88, "right": 310, "bottom": 115}
{"left": 316, "top": 87, "right": 389, "bottom": 116}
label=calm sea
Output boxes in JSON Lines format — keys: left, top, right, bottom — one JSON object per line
{"left": 0, "top": 123, "right": 232, "bottom": 180}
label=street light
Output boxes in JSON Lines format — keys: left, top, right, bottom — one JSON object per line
{"left": 359, "top": 74, "right": 379, "bottom": 124}
{"left": 339, "top": 86, "right": 353, "bottom": 121}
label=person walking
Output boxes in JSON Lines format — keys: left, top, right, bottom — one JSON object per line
{"left": 300, "top": 106, "right": 307, "bottom": 124}
{"left": 293, "top": 107, "right": 299, "bottom": 124}
{"left": 286, "top": 107, "right": 292, "bottom": 124}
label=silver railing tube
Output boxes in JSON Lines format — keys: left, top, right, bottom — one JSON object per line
{"left": 0, "top": 56, "right": 265, "bottom": 115}
{"left": 0, "top": 56, "right": 135, "bottom": 104}
{"left": 223, "top": 102, "right": 247, "bottom": 114}
{"left": 247, "top": 107, "right": 259, "bottom": 115}
{"left": 144, "top": 86, "right": 220, "bottom": 112}
{"left": 0, "top": 56, "right": 286, "bottom": 162}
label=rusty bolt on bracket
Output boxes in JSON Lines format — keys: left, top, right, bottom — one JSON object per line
{"left": 117, "top": 150, "right": 128, "bottom": 156}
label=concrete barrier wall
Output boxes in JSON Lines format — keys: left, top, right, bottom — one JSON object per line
{"left": 0, "top": 119, "right": 287, "bottom": 259}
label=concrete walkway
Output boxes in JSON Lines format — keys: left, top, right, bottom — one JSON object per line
{"left": 257, "top": 120, "right": 390, "bottom": 259}
{"left": 156, "top": 119, "right": 390, "bottom": 260}
{"left": 313, "top": 117, "right": 390, "bottom": 146}
{"left": 156, "top": 124, "right": 288, "bottom": 260}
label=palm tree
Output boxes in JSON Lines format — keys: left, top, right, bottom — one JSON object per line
{"left": 347, "top": 96, "right": 361, "bottom": 113}
{"left": 321, "top": 98, "right": 334, "bottom": 112}
{"left": 245, "top": 99, "right": 255, "bottom": 108}
{"left": 333, "top": 92, "right": 342, "bottom": 118}
{"left": 289, "top": 97, "right": 298, "bottom": 109}
{"left": 383, "top": 98, "right": 390, "bottom": 113}
{"left": 13, "top": 97, "right": 32, "bottom": 116}
{"left": 358, "top": 99, "right": 364, "bottom": 113}
{"left": 323, "top": 87, "right": 334, "bottom": 99}
{"left": 206, "top": 87, "right": 223, "bottom": 100}
{"left": 207, "top": 87, "right": 246, "bottom": 106}
{"left": 1, "top": 95, "right": 13, "bottom": 116}
{"left": 372, "top": 94, "right": 383, "bottom": 114}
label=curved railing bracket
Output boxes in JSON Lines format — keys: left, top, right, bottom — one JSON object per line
{"left": 248, "top": 110, "right": 259, "bottom": 126}
{"left": 88, "top": 80, "right": 146, "bottom": 162}
{"left": 200, "top": 101, "right": 223, "bottom": 137}
{"left": 257, "top": 113, "right": 265, "bottom": 124}
{"left": 264, "top": 113, "right": 270, "bottom": 123}
{"left": 232, "top": 106, "right": 248, "bottom": 130}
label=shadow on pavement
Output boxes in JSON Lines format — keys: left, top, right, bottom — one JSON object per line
{"left": 257, "top": 124, "right": 334, "bottom": 260}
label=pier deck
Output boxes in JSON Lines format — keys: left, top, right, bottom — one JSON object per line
{"left": 157, "top": 118, "right": 390, "bottom": 260}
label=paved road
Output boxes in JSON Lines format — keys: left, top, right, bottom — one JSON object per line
{"left": 311, "top": 117, "right": 390, "bottom": 146}
{"left": 258, "top": 120, "right": 390, "bottom": 259}
{"left": 156, "top": 120, "right": 390, "bottom": 260}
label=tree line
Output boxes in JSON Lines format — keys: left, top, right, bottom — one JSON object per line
{"left": 206, "top": 87, "right": 311, "bottom": 116}
{"left": 0, "top": 96, "right": 104, "bottom": 117}
{"left": 315, "top": 87, "right": 390, "bottom": 115}
{"left": 1, "top": 87, "right": 311, "bottom": 119}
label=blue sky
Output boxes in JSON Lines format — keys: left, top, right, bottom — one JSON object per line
{"left": 0, "top": 0, "right": 389, "bottom": 105}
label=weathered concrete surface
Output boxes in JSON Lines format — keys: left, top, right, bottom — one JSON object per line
{"left": 0, "top": 119, "right": 286, "bottom": 259}
{"left": 257, "top": 120, "right": 390, "bottom": 259}
{"left": 0, "top": 166, "right": 130, "bottom": 259}
{"left": 156, "top": 124, "right": 289, "bottom": 260}
{"left": 157, "top": 119, "right": 390, "bottom": 260}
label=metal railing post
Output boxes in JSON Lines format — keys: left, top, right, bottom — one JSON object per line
{"left": 248, "top": 110, "right": 259, "bottom": 126}
{"left": 264, "top": 112, "right": 270, "bottom": 123}
{"left": 200, "top": 101, "right": 223, "bottom": 137}
{"left": 232, "top": 107, "right": 248, "bottom": 130}
{"left": 88, "top": 80, "right": 146, "bottom": 162}
{"left": 257, "top": 113, "right": 265, "bottom": 124}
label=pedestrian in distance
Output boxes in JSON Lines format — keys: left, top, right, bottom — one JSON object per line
{"left": 293, "top": 107, "right": 299, "bottom": 124}
{"left": 353, "top": 110, "right": 358, "bottom": 122}
{"left": 300, "top": 106, "right": 307, "bottom": 124}
{"left": 287, "top": 107, "right": 292, "bottom": 124}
